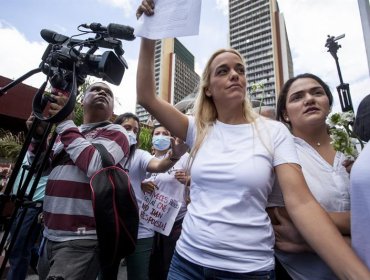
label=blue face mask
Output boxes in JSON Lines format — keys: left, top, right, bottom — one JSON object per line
{"left": 127, "top": 131, "right": 137, "bottom": 146}
{"left": 152, "top": 135, "right": 171, "bottom": 151}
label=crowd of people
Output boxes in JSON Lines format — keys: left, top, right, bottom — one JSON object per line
{"left": 1, "top": 0, "right": 370, "bottom": 279}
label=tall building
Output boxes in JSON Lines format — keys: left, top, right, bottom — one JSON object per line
{"left": 136, "top": 38, "right": 200, "bottom": 123}
{"left": 228, "top": 0, "right": 293, "bottom": 107}
{"left": 357, "top": 0, "right": 370, "bottom": 76}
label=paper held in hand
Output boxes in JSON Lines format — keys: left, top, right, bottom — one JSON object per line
{"left": 135, "top": 0, "right": 201, "bottom": 39}
{"left": 140, "top": 189, "right": 182, "bottom": 236}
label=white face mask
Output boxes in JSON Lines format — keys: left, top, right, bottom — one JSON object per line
{"left": 127, "top": 131, "right": 137, "bottom": 146}
{"left": 152, "top": 135, "right": 171, "bottom": 151}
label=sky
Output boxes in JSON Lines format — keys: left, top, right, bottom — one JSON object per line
{"left": 0, "top": 0, "right": 369, "bottom": 115}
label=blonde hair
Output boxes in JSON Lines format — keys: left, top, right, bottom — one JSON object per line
{"left": 188, "top": 49, "right": 257, "bottom": 169}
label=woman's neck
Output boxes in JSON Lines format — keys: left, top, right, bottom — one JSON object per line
{"left": 154, "top": 149, "right": 168, "bottom": 157}
{"left": 292, "top": 124, "right": 331, "bottom": 148}
{"left": 216, "top": 106, "right": 248, "bottom": 124}
{"left": 293, "top": 123, "right": 337, "bottom": 165}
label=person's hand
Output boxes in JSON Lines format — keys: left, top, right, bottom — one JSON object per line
{"left": 174, "top": 170, "right": 188, "bottom": 185}
{"left": 141, "top": 180, "right": 157, "bottom": 194}
{"left": 136, "top": 0, "right": 155, "bottom": 19}
{"left": 26, "top": 114, "right": 47, "bottom": 138}
{"left": 170, "top": 137, "right": 188, "bottom": 160}
{"left": 273, "top": 207, "right": 309, "bottom": 253}
{"left": 136, "top": 0, "right": 154, "bottom": 19}
{"left": 274, "top": 239, "right": 310, "bottom": 253}
{"left": 48, "top": 92, "right": 74, "bottom": 122}
{"left": 342, "top": 159, "right": 354, "bottom": 174}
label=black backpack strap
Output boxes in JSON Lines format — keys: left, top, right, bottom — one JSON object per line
{"left": 92, "top": 143, "right": 114, "bottom": 168}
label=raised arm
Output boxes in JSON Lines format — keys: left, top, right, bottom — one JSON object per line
{"left": 276, "top": 163, "right": 370, "bottom": 279}
{"left": 136, "top": 37, "right": 188, "bottom": 140}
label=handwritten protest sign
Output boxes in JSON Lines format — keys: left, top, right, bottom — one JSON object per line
{"left": 140, "top": 190, "right": 182, "bottom": 236}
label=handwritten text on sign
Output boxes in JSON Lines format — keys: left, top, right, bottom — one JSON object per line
{"left": 140, "top": 190, "right": 181, "bottom": 236}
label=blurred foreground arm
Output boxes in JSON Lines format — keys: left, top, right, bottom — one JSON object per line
{"left": 277, "top": 163, "right": 370, "bottom": 279}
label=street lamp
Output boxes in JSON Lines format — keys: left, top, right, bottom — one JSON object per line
{"left": 325, "top": 34, "right": 354, "bottom": 112}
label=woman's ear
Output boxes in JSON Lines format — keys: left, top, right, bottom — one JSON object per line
{"left": 205, "top": 87, "right": 212, "bottom": 97}
{"left": 283, "top": 112, "right": 289, "bottom": 122}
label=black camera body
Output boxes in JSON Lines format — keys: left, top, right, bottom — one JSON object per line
{"left": 31, "top": 23, "right": 135, "bottom": 123}
{"left": 40, "top": 23, "right": 135, "bottom": 88}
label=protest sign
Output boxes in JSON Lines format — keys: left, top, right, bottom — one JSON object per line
{"left": 140, "top": 189, "right": 182, "bottom": 236}
{"left": 135, "top": 0, "right": 201, "bottom": 39}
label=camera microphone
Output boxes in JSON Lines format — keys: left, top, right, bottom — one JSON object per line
{"left": 82, "top": 22, "right": 136, "bottom": 41}
{"left": 41, "top": 29, "right": 69, "bottom": 44}
{"left": 107, "top": 23, "right": 135, "bottom": 41}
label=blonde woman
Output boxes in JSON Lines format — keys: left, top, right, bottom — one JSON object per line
{"left": 135, "top": 2, "right": 370, "bottom": 279}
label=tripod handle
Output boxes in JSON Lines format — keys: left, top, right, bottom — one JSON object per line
{"left": 0, "top": 68, "right": 41, "bottom": 97}
{"left": 337, "top": 83, "right": 353, "bottom": 112}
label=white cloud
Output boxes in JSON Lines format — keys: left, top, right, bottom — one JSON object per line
{"left": 110, "top": 58, "right": 138, "bottom": 114}
{"left": 0, "top": 23, "right": 48, "bottom": 88}
{"left": 97, "top": 0, "right": 135, "bottom": 17}
{"left": 194, "top": 61, "right": 202, "bottom": 76}
{"left": 215, "top": 0, "right": 228, "bottom": 15}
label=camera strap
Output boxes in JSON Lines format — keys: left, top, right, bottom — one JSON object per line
{"left": 33, "top": 64, "right": 78, "bottom": 123}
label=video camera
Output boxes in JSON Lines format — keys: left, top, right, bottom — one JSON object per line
{"left": 29, "top": 22, "right": 136, "bottom": 123}
{"left": 40, "top": 22, "right": 135, "bottom": 87}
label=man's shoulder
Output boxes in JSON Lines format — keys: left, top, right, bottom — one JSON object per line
{"left": 82, "top": 122, "right": 127, "bottom": 135}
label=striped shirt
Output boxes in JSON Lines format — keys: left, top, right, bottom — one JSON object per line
{"left": 30, "top": 120, "right": 129, "bottom": 242}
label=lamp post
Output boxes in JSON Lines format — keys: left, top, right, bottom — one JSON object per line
{"left": 325, "top": 34, "right": 354, "bottom": 112}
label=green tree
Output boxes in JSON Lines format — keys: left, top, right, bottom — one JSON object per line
{"left": 139, "top": 126, "right": 152, "bottom": 152}
{"left": 73, "top": 77, "right": 94, "bottom": 126}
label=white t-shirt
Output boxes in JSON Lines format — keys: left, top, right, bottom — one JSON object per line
{"left": 146, "top": 153, "right": 189, "bottom": 222}
{"left": 270, "top": 137, "right": 350, "bottom": 280}
{"left": 127, "top": 149, "right": 155, "bottom": 239}
{"left": 175, "top": 116, "right": 299, "bottom": 273}
{"left": 351, "top": 142, "right": 370, "bottom": 269}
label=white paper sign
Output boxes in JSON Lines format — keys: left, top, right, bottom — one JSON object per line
{"left": 135, "top": 0, "right": 202, "bottom": 39}
{"left": 140, "top": 189, "right": 182, "bottom": 236}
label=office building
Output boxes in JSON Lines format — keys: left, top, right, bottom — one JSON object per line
{"left": 229, "top": 0, "right": 293, "bottom": 106}
{"left": 136, "top": 38, "right": 200, "bottom": 123}
{"left": 358, "top": 0, "right": 370, "bottom": 76}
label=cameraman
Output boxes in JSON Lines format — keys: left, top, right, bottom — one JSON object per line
{"left": 30, "top": 82, "right": 130, "bottom": 280}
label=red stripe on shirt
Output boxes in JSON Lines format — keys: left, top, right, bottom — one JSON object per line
{"left": 46, "top": 179, "right": 91, "bottom": 200}
{"left": 44, "top": 212, "right": 96, "bottom": 232}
